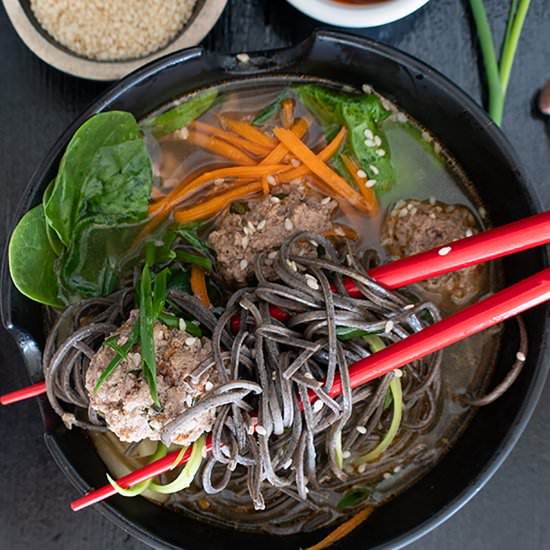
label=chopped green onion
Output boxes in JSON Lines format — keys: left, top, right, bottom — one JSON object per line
{"left": 175, "top": 250, "right": 213, "bottom": 271}
{"left": 152, "top": 269, "right": 169, "bottom": 319}
{"left": 337, "top": 487, "right": 371, "bottom": 510}
{"left": 149, "top": 435, "right": 205, "bottom": 494}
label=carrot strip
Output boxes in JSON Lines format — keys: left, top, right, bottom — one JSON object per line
{"left": 174, "top": 181, "right": 263, "bottom": 225}
{"left": 150, "top": 165, "right": 287, "bottom": 217}
{"left": 273, "top": 127, "right": 369, "bottom": 212}
{"left": 304, "top": 507, "right": 375, "bottom": 550}
{"left": 261, "top": 176, "right": 270, "bottom": 196}
{"left": 281, "top": 98, "right": 295, "bottom": 128}
{"left": 190, "top": 265, "right": 212, "bottom": 308}
{"left": 187, "top": 130, "right": 256, "bottom": 165}
{"left": 340, "top": 154, "right": 379, "bottom": 215}
{"left": 260, "top": 118, "right": 309, "bottom": 165}
{"left": 219, "top": 115, "right": 277, "bottom": 148}
{"left": 190, "top": 121, "right": 272, "bottom": 156}
{"left": 277, "top": 127, "right": 347, "bottom": 183}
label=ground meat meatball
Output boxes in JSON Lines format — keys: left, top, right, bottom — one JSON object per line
{"left": 208, "top": 184, "right": 337, "bottom": 284}
{"left": 86, "top": 311, "right": 217, "bottom": 446}
{"left": 382, "top": 199, "right": 483, "bottom": 302}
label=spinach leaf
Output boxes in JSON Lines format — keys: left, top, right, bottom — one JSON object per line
{"left": 44, "top": 111, "right": 149, "bottom": 247}
{"left": 8, "top": 205, "right": 63, "bottom": 308}
{"left": 294, "top": 85, "right": 394, "bottom": 191}
{"left": 176, "top": 223, "right": 212, "bottom": 257}
{"left": 143, "top": 89, "right": 218, "bottom": 138}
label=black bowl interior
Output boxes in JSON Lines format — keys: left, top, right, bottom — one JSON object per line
{"left": 1, "top": 31, "right": 549, "bottom": 550}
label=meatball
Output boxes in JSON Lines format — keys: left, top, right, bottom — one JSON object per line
{"left": 86, "top": 311, "right": 217, "bottom": 446}
{"left": 208, "top": 184, "right": 337, "bottom": 284}
{"left": 382, "top": 199, "right": 483, "bottom": 301}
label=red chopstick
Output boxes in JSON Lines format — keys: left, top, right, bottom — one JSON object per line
{"left": 71, "top": 266, "right": 550, "bottom": 511}
{"left": 2, "top": 210, "right": 549, "bottom": 406}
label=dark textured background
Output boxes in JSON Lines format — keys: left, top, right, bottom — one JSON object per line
{"left": 1, "top": 0, "right": 549, "bottom": 548}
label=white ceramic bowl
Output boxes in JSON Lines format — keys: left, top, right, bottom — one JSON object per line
{"left": 286, "top": 0, "right": 430, "bottom": 28}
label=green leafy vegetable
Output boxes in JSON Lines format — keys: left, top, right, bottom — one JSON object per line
{"left": 336, "top": 326, "right": 371, "bottom": 341}
{"left": 294, "top": 85, "right": 393, "bottom": 190}
{"left": 469, "top": 0, "right": 531, "bottom": 125}
{"left": 175, "top": 250, "right": 213, "bottom": 271}
{"left": 337, "top": 487, "right": 371, "bottom": 510}
{"left": 252, "top": 93, "right": 287, "bottom": 126}
{"left": 144, "top": 89, "right": 218, "bottom": 137}
{"left": 8, "top": 205, "right": 63, "bottom": 307}
{"left": 139, "top": 265, "right": 159, "bottom": 407}
{"left": 229, "top": 201, "right": 249, "bottom": 215}
{"left": 176, "top": 223, "right": 212, "bottom": 257}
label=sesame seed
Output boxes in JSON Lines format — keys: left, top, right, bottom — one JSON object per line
{"left": 177, "top": 127, "right": 189, "bottom": 140}
{"left": 357, "top": 169, "right": 367, "bottom": 179}
{"left": 346, "top": 254, "right": 353, "bottom": 265}
{"left": 239, "top": 259, "right": 248, "bottom": 270}
{"left": 376, "top": 149, "right": 386, "bottom": 157}
{"left": 362, "top": 84, "right": 372, "bottom": 94}
{"left": 429, "top": 196, "right": 436, "bottom": 205}
{"left": 395, "top": 199, "right": 406, "bottom": 209}
{"left": 374, "top": 136, "right": 382, "bottom": 146}
{"left": 204, "top": 381, "right": 214, "bottom": 392}
{"left": 358, "top": 463, "right": 367, "bottom": 474}
{"left": 185, "top": 337, "right": 197, "bottom": 346}
{"left": 243, "top": 226, "right": 251, "bottom": 236}
{"left": 268, "top": 250, "right": 278, "bottom": 259}
{"left": 363, "top": 128, "right": 374, "bottom": 140}
{"left": 312, "top": 400, "right": 324, "bottom": 413}
{"left": 342, "top": 451, "right": 351, "bottom": 459}
{"left": 185, "top": 395, "right": 193, "bottom": 407}
{"left": 306, "top": 277, "right": 319, "bottom": 290}
{"left": 356, "top": 426, "right": 367, "bottom": 435}
{"left": 398, "top": 208, "right": 409, "bottom": 218}
{"left": 290, "top": 159, "right": 301, "bottom": 168}
{"left": 516, "top": 351, "right": 526, "bottom": 362}
{"left": 178, "top": 318, "right": 187, "bottom": 331}
{"left": 191, "top": 320, "right": 200, "bottom": 325}
{"left": 214, "top": 178, "right": 225, "bottom": 185}
{"left": 286, "top": 259, "right": 298, "bottom": 272}
{"left": 438, "top": 246, "right": 452, "bottom": 256}
{"left": 404, "top": 304, "right": 415, "bottom": 310}
{"left": 394, "top": 368, "right": 403, "bottom": 378}
{"left": 270, "top": 196, "right": 281, "bottom": 203}
{"left": 384, "top": 320, "right": 394, "bottom": 333}
{"left": 304, "top": 372, "right": 314, "bottom": 379}
{"left": 364, "top": 139, "right": 376, "bottom": 148}
{"left": 283, "top": 459, "right": 293, "bottom": 469}
{"left": 366, "top": 179, "right": 377, "bottom": 188}
{"left": 369, "top": 164, "right": 380, "bottom": 176}
{"left": 247, "top": 221, "right": 255, "bottom": 232}
{"left": 284, "top": 218, "right": 294, "bottom": 231}
{"left": 257, "top": 220, "right": 266, "bottom": 230}
{"left": 241, "top": 236, "right": 249, "bottom": 248}
{"left": 335, "top": 226, "right": 345, "bottom": 237}
{"left": 256, "top": 425, "right": 267, "bottom": 436}
{"left": 393, "top": 465, "right": 402, "bottom": 473}
{"left": 429, "top": 213, "right": 436, "bottom": 220}
{"left": 236, "top": 52, "right": 250, "bottom": 63}
{"left": 321, "top": 196, "right": 332, "bottom": 205}
{"left": 383, "top": 472, "right": 392, "bottom": 480}
{"left": 309, "top": 240, "right": 319, "bottom": 247}
{"left": 410, "top": 207, "right": 418, "bottom": 216}
{"left": 266, "top": 175, "right": 276, "bottom": 185}
{"left": 465, "top": 228, "right": 474, "bottom": 237}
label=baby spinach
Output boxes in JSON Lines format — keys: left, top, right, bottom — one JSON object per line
{"left": 294, "top": 85, "right": 394, "bottom": 191}
{"left": 8, "top": 205, "right": 63, "bottom": 308}
{"left": 143, "top": 88, "right": 218, "bottom": 138}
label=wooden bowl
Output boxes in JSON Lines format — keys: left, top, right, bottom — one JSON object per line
{"left": 2, "top": 0, "right": 227, "bottom": 81}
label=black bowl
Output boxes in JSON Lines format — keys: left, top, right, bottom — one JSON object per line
{"left": 1, "top": 31, "right": 549, "bottom": 550}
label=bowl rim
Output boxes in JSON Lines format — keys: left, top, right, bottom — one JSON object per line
{"left": 285, "top": 0, "right": 431, "bottom": 27}
{"left": 2, "top": 0, "right": 228, "bottom": 81}
{"left": 1, "top": 29, "right": 549, "bottom": 550}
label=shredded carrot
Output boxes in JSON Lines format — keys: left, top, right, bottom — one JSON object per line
{"left": 260, "top": 118, "right": 309, "bottom": 165}
{"left": 305, "top": 507, "right": 375, "bottom": 550}
{"left": 281, "top": 98, "right": 295, "bottom": 128}
{"left": 174, "top": 181, "right": 263, "bottom": 225}
{"left": 261, "top": 176, "right": 270, "bottom": 196}
{"left": 219, "top": 115, "right": 277, "bottom": 148}
{"left": 190, "top": 120, "right": 272, "bottom": 157}
{"left": 340, "top": 154, "right": 379, "bottom": 215}
{"left": 325, "top": 224, "right": 359, "bottom": 241}
{"left": 190, "top": 265, "right": 212, "bottom": 308}
{"left": 277, "top": 127, "right": 347, "bottom": 183}
{"left": 149, "top": 165, "right": 287, "bottom": 217}
{"left": 273, "top": 127, "right": 369, "bottom": 213}
{"left": 186, "top": 130, "right": 256, "bottom": 165}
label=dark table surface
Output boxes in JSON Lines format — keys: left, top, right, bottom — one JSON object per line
{"left": 1, "top": 1, "right": 549, "bottom": 548}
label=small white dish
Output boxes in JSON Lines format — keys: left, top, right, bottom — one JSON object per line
{"left": 286, "top": 0, "right": 430, "bottom": 28}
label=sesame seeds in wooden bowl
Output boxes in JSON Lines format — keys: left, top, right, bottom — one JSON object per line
{"left": 2, "top": 0, "right": 227, "bottom": 81}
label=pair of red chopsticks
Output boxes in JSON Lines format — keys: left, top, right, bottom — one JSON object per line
{"left": 2, "top": 210, "right": 550, "bottom": 511}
